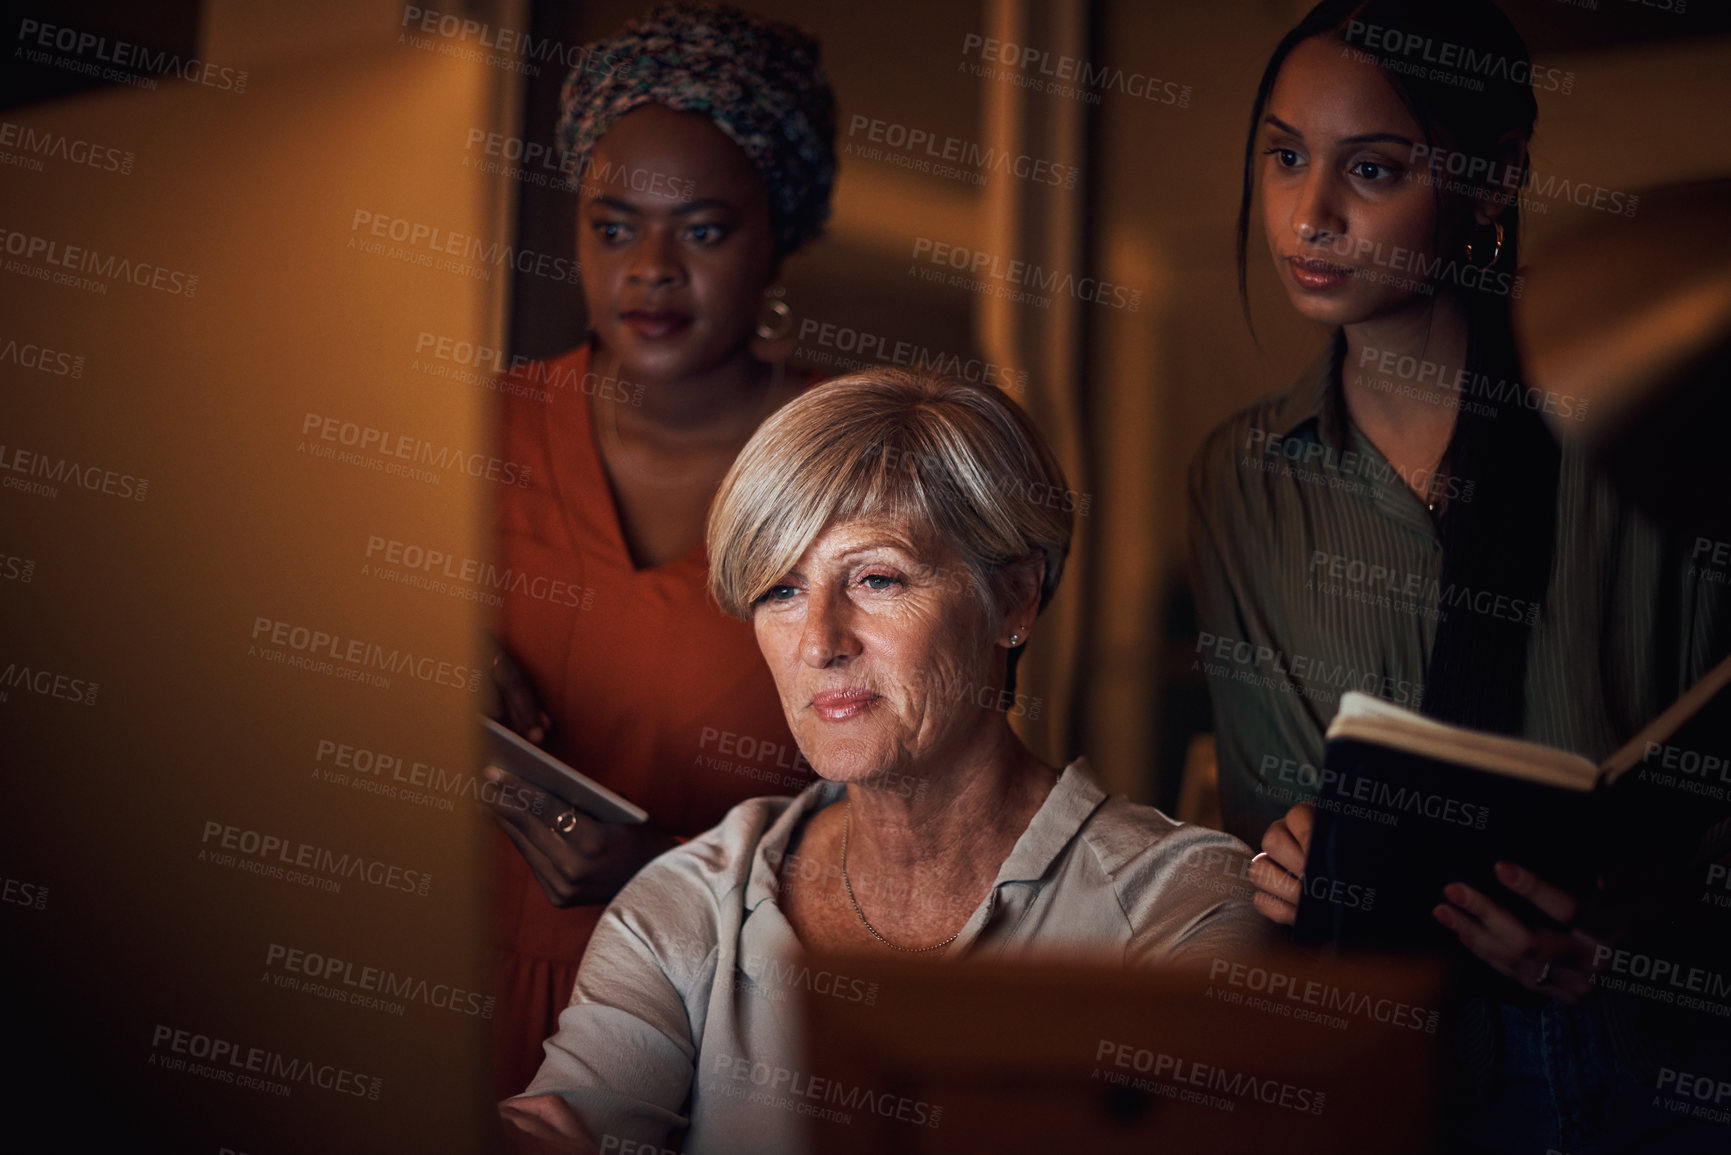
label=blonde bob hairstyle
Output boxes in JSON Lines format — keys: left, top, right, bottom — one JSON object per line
{"left": 706, "top": 370, "right": 1075, "bottom": 622}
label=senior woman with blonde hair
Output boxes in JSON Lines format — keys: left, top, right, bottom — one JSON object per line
{"left": 500, "top": 370, "right": 1267, "bottom": 1154}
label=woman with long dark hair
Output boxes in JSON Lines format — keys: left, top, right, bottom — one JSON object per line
{"left": 1187, "top": 1, "right": 1728, "bottom": 1149}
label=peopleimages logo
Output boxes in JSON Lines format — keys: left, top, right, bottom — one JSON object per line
{"left": 710, "top": 1053, "right": 943, "bottom": 1128}
{"left": 0, "top": 551, "right": 35, "bottom": 584}
{"left": 1306, "top": 549, "right": 1540, "bottom": 628}
{"left": 873, "top": 440, "right": 1092, "bottom": 518}
{"left": 0, "top": 660, "right": 99, "bottom": 705}
{"left": 349, "top": 210, "right": 580, "bottom": 284}
{"left": 299, "top": 412, "right": 532, "bottom": 488}
{"left": 149, "top": 1024, "right": 380, "bottom": 1099}
{"left": 1259, "top": 753, "right": 1488, "bottom": 831}
{"left": 200, "top": 819, "right": 433, "bottom": 897}
{"left": 910, "top": 237, "right": 1142, "bottom": 311}
{"left": 734, "top": 950, "right": 880, "bottom": 1006}
{"left": 1355, "top": 344, "right": 1588, "bottom": 421}
{"left": 959, "top": 33, "right": 1192, "bottom": 107}
{"left": 0, "top": 121, "right": 133, "bottom": 174}
{"left": 794, "top": 316, "right": 1028, "bottom": 395}
{"left": 16, "top": 18, "right": 249, "bottom": 92}
{"left": 1094, "top": 1038, "right": 1326, "bottom": 1114}
{"left": 1693, "top": 536, "right": 1731, "bottom": 581}
{"left": 0, "top": 442, "right": 148, "bottom": 502}
{"left": 844, "top": 113, "right": 1079, "bottom": 188}
{"left": 1592, "top": 946, "right": 1731, "bottom": 1001}
{"left": 0, "top": 334, "right": 84, "bottom": 378}
{"left": 1205, "top": 959, "right": 1437, "bottom": 1033}
{"left": 399, "top": 6, "right": 631, "bottom": 79}
{"left": 312, "top": 736, "right": 540, "bottom": 814}
{"left": 1405, "top": 144, "right": 1638, "bottom": 220}
{"left": 2, "top": 874, "right": 49, "bottom": 911}
{"left": 249, "top": 615, "right": 485, "bottom": 693}
{"left": 264, "top": 942, "right": 496, "bottom": 1018}
{"left": 1242, "top": 426, "right": 1476, "bottom": 506}
{"left": 412, "top": 332, "right": 642, "bottom": 406}
{"left": 0, "top": 227, "right": 198, "bottom": 296}
{"left": 1194, "top": 632, "right": 1424, "bottom": 708}
{"left": 364, "top": 535, "right": 594, "bottom": 610}
{"left": 1342, "top": 19, "right": 1575, "bottom": 95}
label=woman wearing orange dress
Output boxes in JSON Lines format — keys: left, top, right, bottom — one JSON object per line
{"left": 481, "top": 3, "right": 837, "bottom": 1098}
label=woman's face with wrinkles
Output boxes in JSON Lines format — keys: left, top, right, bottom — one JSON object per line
{"left": 751, "top": 517, "right": 1007, "bottom": 788}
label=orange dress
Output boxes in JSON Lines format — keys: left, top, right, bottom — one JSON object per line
{"left": 491, "top": 344, "right": 814, "bottom": 1098}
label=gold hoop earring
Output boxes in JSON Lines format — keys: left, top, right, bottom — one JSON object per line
{"left": 756, "top": 287, "right": 792, "bottom": 341}
{"left": 1466, "top": 221, "right": 1504, "bottom": 269}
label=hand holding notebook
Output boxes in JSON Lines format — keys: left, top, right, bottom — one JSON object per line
{"left": 1281, "top": 654, "right": 1731, "bottom": 972}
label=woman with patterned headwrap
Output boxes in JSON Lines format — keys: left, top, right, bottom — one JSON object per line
{"left": 479, "top": 2, "right": 837, "bottom": 1099}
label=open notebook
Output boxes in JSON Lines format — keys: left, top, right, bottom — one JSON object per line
{"left": 1293, "top": 654, "right": 1731, "bottom": 949}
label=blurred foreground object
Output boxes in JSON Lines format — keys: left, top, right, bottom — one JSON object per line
{"left": 802, "top": 950, "right": 1444, "bottom": 1154}
{"left": 1515, "top": 179, "right": 1731, "bottom": 544}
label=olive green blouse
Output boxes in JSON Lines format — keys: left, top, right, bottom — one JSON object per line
{"left": 1188, "top": 332, "right": 1728, "bottom": 845}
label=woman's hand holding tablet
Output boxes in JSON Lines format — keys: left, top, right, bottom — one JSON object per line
{"left": 481, "top": 645, "right": 673, "bottom": 909}
{"left": 480, "top": 734, "right": 674, "bottom": 908}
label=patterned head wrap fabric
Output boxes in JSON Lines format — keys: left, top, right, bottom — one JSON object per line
{"left": 556, "top": 2, "right": 838, "bottom": 256}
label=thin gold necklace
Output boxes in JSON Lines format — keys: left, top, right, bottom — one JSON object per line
{"left": 593, "top": 355, "right": 708, "bottom": 490}
{"left": 592, "top": 351, "right": 784, "bottom": 490}
{"left": 840, "top": 799, "right": 987, "bottom": 953}
{"left": 1421, "top": 444, "right": 1450, "bottom": 517}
